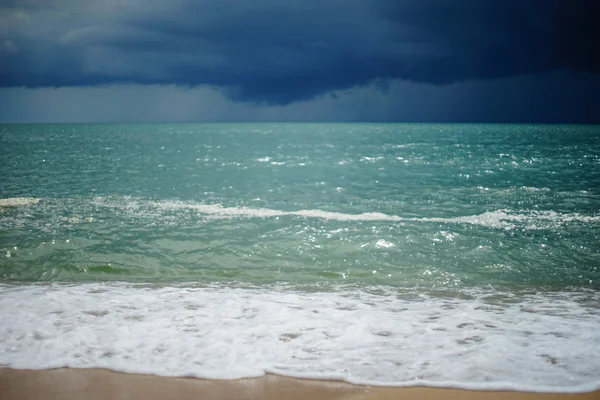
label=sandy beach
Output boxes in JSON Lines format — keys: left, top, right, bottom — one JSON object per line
{"left": 1, "top": 368, "right": 598, "bottom": 400}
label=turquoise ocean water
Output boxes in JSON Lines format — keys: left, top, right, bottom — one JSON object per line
{"left": 1, "top": 123, "right": 599, "bottom": 391}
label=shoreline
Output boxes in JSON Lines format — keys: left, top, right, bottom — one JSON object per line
{"left": 1, "top": 368, "right": 599, "bottom": 400}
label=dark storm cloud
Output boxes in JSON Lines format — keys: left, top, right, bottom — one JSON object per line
{"left": 0, "top": 0, "right": 598, "bottom": 104}
{"left": 377, "top": 0, "right": 599, "bottom": 81}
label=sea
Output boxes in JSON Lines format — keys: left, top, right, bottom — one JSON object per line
{"left": 1, "top": 123, "right": 599, "bottom": 392}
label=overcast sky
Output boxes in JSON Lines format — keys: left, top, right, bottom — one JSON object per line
{"left": 1, "top": 0, "right": 598, "bottom": 123}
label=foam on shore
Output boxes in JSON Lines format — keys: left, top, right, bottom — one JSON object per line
{"left": 1, "top": 283, "right": 599, "bottom": 393}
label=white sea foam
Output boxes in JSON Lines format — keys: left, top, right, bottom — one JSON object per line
{"left": 375, "top": 239, "right": 394, "bottom": 248}
{"left": 0, "top": 197, "right": 39, "bottom": 207}
{"left": 148, "top": 201, "right": 600, "bottom": 230}
{"left": 9, "top": 196, "right": 600, "bottom": 231}
{"left": 0, "top": 283, "right": 599, "bottom": 392}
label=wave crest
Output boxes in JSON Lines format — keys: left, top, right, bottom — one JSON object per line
{"left": 0, "top": 197, "right": 39, "bottom": 207}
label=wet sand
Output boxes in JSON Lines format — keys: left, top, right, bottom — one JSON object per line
{"left": 1, "top": 368, "right": 599, "bottom": 400}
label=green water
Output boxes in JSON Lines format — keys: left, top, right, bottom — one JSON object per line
{"left": 1, "top": 123, "right": 599, "bottom": 288}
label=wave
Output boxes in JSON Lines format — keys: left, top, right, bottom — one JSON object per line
{"left": 1, "top": 283, "right": 599, "bottom": 392}
{"left": 149, "top": 201, "right": 600, "bottom": 229}
{"left": 0, "top": 197, "right": 40, "bottom": 207}
{"left": 4, "top": 196, "right": 600, "bottom": 231}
